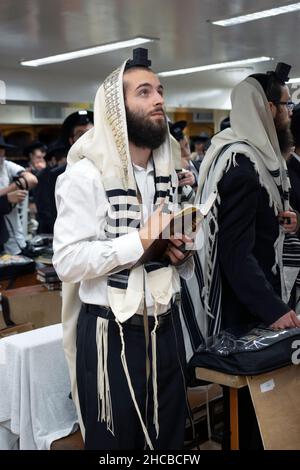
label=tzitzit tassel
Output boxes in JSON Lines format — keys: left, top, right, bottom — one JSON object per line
{"left": 96, "top": 317, "right": 114, "bottom": 435}
{"left": 116, "top": 319, "right": 154, "bottom": 450}
{"left": 151, "top": 302, "right": 160, "bottom": 438}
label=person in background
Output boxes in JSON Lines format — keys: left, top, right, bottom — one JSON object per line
{"left": 168, "top": 120, "right": 198, "bottom": 187}
{"left": 0, "top": 191, "right": 27, "bottom": 252}
{"left": 195, "top": 62, "right": 300, "bottom": 449}
{"left": 24, "top": 141, "right": 47, "bottom": 173}
{"left": 33, "top": 143, "right": 68, "bottom": 233}
{"left": 0, "top": 135, "right": 37, "bottom": 254}
{"left": 190, "top": 132, "right": 210, "bottom": 163}
{"left": 219, "top": 116, "right": 231, "bottom": 131}
{"left": 47, "top": 111, "right": 94, "bottom": 231}
{"left": 288, "top": 103, "right": 300, "bottom": 212}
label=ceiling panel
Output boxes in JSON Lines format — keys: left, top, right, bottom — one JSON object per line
{"left": 0, "top": 0, "right": 298, "bottom": 108}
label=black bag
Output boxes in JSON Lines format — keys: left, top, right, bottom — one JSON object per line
{"left": 0, "top": 254, "right": 35, "bottom": 281}
{"left": 189, "top": 324, "right": 300, "bottom": 376}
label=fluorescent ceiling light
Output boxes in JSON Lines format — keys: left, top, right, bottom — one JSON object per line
{"left": 212, "top": 3, "right": 300, "bottom": 26}
{"left": 288, "top": 77, "right": 300, "bottom": 83}
{"left": 21, "top": 37, "right": 155, "bottom": 67}
{"left": 159, "top": 57, "right": 273, "bottom": 77}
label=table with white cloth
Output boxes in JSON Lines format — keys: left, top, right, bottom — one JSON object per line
{"left": 0, "top": 324, "right": 78, "bottom": 450}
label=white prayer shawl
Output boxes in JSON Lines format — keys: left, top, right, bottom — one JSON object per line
{"left": 60, "top": 61, "right": 181, "bottom": 449}
{"left": 188, "top": 77, "right": 300, "bottom": 344}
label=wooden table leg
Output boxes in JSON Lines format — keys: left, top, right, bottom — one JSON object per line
{"left": 229, "top": 387, "right": 239, "bottom": 450}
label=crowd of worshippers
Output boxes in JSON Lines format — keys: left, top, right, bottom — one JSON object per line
{"left": 0, "top": 111, "right": 93, "bottom": 254}
{"left": 1, "top": 94, "right": 300, "bottom": 258}
{"left": 0, "top": 112, "right": 215, "bottom": 254}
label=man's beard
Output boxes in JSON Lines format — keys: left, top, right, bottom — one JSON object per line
{"left": 274, "top": 117, "right": 294, "bottom": 157}
{"left": 125, "top": 105, "right": 167, "bottom": 150}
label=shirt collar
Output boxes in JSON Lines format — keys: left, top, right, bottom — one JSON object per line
{"left": 132, "top": 157, "right": 154, "bottom": 175}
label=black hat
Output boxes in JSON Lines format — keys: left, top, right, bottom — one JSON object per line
{"left": 194, "top": 132, "right": 209, "bottom": 143}
{"left": 250, "top": 62, "right": 292, "bottom": 96}
{"left": 23, "top": 141, "right": 47, "bottom": 158}
{"left": 125, "top": 48, "right": 152, "bottom": 71}
{"left": 0, "top": 135, "right": 17, "bottom": 149}
{"left": 168, "top": 120, "right": 187, "bottom": 141}
{"left": 61, "top": 110, "right": 94, "bottom": 146}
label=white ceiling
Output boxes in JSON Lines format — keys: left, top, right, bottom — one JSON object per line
{"left": 0, "top": 0, "right": 299, "bottom": 109}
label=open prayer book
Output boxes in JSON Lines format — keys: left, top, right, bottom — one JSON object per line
{"left": 137, "top": 191, "right": 217, "bottom": 264}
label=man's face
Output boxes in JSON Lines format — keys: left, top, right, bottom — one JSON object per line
{"left": 30, "top": 149, "right": 46, "bottom": 171}
{"left": 273, "top": 85, "right": 293, "bottom": 131}
{"left": 271, "top": 85, "right": 294, "bottom": 155}
{"left": 69, "top": 123, "right": 93, "bottom": 145}
{"left": 195, "top": 142, "right": 205, "bottom": 154}
{"left": 0, "top": 147, "right": 5, "bottom": 160}
{"left": 124, "top": 68, "right": 167, "bottom": 149}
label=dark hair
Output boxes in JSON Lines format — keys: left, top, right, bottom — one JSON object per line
{"left": 291, "top": 104, "right": 300, "bottom": 147}
{"left": 249, "top": 62, "right": 291, "bottom": 103}
{"left": 23, "top": 141, "right": 47, "bottom": 158}
{"left": 220, "top": 117, "right": 230, "bottom": 131}
{"left": 250, "top": 72, "right": 283, "bottom": 102}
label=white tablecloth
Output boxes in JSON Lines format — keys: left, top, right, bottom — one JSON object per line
{"left": 0, "top": 324, "right": 78, "bottom": 449}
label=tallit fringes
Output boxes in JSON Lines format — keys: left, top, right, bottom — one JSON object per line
{"left": 151, "top": 303, "right": 160, "bottom": 439}
{"left": 115, "top": 319, "right": 154, "bottom": 450}
{"left": 96, "top": 317, "right": 115, "bottom": 435}
{"left": 272, "top": 235, "right": 281, "bottom": 275}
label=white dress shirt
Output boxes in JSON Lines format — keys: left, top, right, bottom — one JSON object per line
{"left": 53, "top": 158, "right": 193, "bottom": 318}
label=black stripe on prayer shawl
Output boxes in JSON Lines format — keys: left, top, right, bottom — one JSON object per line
{"left": 108, "top": 279, "right": 128, "bottom": 289}
{"left": 284, "top": 260, "right": 300, "bottom": 266}
{"left": 105, "top": 230, "right": 135, "bottom": 238}
{"left": 144, "top": 261, "right": 169, "bottom": 273}
{"left": 106, "top": 188, "right": 137, "bottom": 198}
{"left": 181, "top": 278, "right": 205, "bottom": 350}
{"left": 277, "top": 185, "right": 290, "bottom": 202}
{"left": 106, "top": 217, "right": 140, "bottom": 228}
{"left": 156, "top": 190, "right": 172, "bottom": 199}
{"left": 110, "top": 271, "right": 130, "bottom": 279}
{"left": 111, "top": 204, "right": 141, "bottom": 212}
{"left": 179, "top": 251, "right": 206, "bottom": 351}
{"left": 155, "top": 176, "right": 171, "bottom": 184}
{"left": 283, "top": 191, "right": 289, "bottom": 200}
{"left": 180, "top": 188, "right": 194, "bottom": 203}
{"left": 208, "top": 264, "right": 222, "bottom": 336}
{"left": 283, "top": 235, "right": 300, "bottom": 287}
{"left": 108, "top": 269, "right": 130, "bottom": 290}
{"left": 268, "top": 169, "right": 280, "bottom": 178}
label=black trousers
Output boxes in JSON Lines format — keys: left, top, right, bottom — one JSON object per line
{"left": 76, "top": 303, "right": 188, "bottom": 450}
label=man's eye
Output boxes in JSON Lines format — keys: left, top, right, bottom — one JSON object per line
{"left": 139, "top": 89, "right": 149, "bottom": 96}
